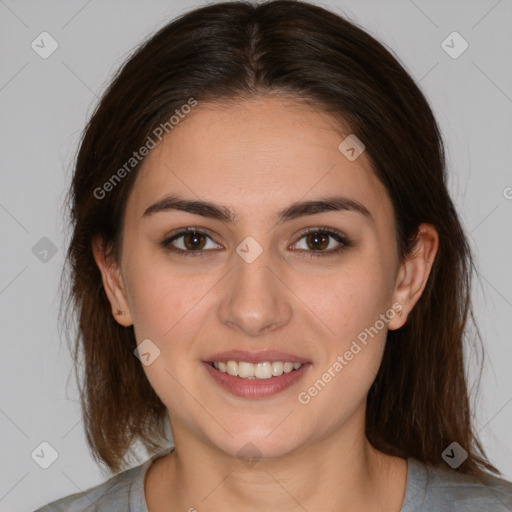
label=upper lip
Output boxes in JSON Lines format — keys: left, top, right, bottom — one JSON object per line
{"left": 204, "top": 350, "right": 310, "bottom": 364}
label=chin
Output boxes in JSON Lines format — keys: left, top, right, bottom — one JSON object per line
{"left": 206, "top": 423, "right": 307, "bottom": 462}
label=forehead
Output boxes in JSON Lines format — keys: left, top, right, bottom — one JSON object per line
{"left": 125, "top": 96, "right": 392, "bottom": 226}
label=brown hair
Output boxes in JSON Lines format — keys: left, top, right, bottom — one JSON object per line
{"left": 60, "top": 0, "right": 498, "bottom": 476}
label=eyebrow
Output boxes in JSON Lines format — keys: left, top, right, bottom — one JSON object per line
{"left": 141, "top": 194, "right": 372, "bottom": 224}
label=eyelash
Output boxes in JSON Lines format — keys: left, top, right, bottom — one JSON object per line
{"left": 160, "top": 227, "right": 351, "bottom": 258}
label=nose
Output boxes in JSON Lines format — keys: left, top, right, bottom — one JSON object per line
{"left": 217, "top": 245, "right": 293, "bottom": 337}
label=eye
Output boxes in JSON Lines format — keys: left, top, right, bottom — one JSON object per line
{"left": 291, "top": 228, "right": 351, "bottom": 257}
{"left": 161, "top": 226, "right": 351, "bottom": 258}
{"left": 161, "top": 228, "right": 222, "bottom": 257}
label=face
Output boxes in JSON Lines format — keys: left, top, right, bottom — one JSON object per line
{"left": 94, "top": 96, "right": 435, "bottom": 460}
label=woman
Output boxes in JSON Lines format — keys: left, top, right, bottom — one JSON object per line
{"left": 34, "top": 1, "right": 512, "bottom": 510}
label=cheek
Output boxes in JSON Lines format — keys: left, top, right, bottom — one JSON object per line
{"left": 292, "top": 259, "right": 391, "bottom": 400}
{"left": 296, "top": 261, "right": 391, "bottom": 341}
{"left": 123, "top": 252, "right": 205, "bottom": 339}
{"left": 296, "top": 272, "right": 390, "bottom": 424}
{"left": 124, "top": 255, "right": 216, "bottom": 399}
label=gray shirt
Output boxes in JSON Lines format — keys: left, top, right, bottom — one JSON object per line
{"left": 33, "top": 446, "right": 512, "bottom": 511}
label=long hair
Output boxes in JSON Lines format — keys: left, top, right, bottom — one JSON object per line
{"left": 60, "top": 0, "right": 498, "bottom": 476}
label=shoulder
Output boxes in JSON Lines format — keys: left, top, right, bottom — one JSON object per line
{"left": 32, "top": 464, "right": 144, "bottom": 512}
{"left": 32, "top": 446, "right": 174, "bottom": 512}
{"left": 403, "top": 457, "right": 512, "bottom": 512}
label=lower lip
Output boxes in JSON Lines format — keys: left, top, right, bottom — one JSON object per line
{"left": 202, "top": 362, "right": 312, "bottom": 399}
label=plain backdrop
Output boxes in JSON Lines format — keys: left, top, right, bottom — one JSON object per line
{"left": 1, "top": 0, "right": 511, "bottom": 510}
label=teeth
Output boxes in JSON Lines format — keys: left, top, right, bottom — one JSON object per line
{"left": 211, "top": 360, "right": 304, "bottom": 379}
{"left": 255, "top": 361, "right": 272, "bottom": 379}
{"left": 238, "top": 361, "right": 255, "bottom": 378}
{"left": 226, "top": 360, "right": 238, "bottom": 377}
{"left": 272, "top": 361, "right": 284, "bottom": 376}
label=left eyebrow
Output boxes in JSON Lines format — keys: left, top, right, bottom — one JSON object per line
{"left": 141, "top": 194, "right": 373, "bottom": 224}
{"left": 276, "top": 196, "right": 372, "bottom": 225}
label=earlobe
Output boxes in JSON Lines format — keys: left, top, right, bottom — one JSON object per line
{"left": 388, "top": 223, "right": 439, "bottom": 331}
{"left": 91, "top": 235, "right": 134, "bottom": 327}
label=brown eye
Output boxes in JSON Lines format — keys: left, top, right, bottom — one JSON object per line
{"left": 182, "top": 232, "right": 207, "bottom": 250}
{"left": 291, "top": 228, "right": 351, "bottom": 257}
{"left": 161, "top": 228, "right": 222, "bottom": 256}
{"left": 304, "top": 231, "right": 330, "bottom": 251}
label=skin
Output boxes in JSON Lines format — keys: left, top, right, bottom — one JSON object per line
{"left": 93, "top": 96, "right": 438, "bottom": 511}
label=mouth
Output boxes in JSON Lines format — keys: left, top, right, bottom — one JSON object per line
{"left": 203, "top": 359, "right": 312, "bottom": 399}
{"left": 207, "top": 360, "right": 304, "bottom": 379}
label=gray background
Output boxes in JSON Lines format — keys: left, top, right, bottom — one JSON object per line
{"left": 1, "top": 0, "right": 511, "bottom": 510}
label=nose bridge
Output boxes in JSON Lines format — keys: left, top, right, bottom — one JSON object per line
{"left": 218, "top": 239, "right": 292, "bottom": 336}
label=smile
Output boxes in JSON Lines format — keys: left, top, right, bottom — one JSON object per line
{"left": 203, "top": 361, "right": 311, "bottom": 399}
{"left": 210, "top": 360, "right": 303, "bottom": 379}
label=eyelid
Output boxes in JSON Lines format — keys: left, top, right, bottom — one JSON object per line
{"left": 290, "top": 226, "right": 347, "bottom": 244}
{"left": 162, "top": 227, "right": 222, "bottom": 254}
{"left": 289, "top": 226, "right": 350, "bottom": 256}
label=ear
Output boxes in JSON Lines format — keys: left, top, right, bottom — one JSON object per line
{"left": 388, "top": 223, "right": 439, "bottom": 330}
{"left": 92, "top": 235, "right": 134, "bottom": 327}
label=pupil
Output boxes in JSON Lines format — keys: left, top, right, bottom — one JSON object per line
{"left": 185, "top": 232, "right": 205, "bottom": 250}
{"left": 308, "top": 232, "right": 328, "bottom": 250}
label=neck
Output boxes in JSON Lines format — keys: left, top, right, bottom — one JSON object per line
{"left": 146, "top": 411, "right": 407, "bottom": 512}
